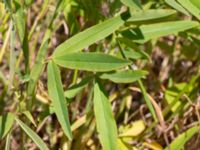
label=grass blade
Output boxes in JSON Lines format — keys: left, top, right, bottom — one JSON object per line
{"left": 165, "top": 0, "right": 190, "bottom": 15}
{"left": 177, "top": 0, "right": 200, "bottom": 20}
{"left": 15, "top": 118, "right": 49, "bottom": 150}
{"left": 93, "top": 79, "right": 118, "bottom": 150}
{"left": 14, "top": 2, "right": 29, "bottom": 72}
{"left": 0, "top": 113, "right": 14, "bottom": 139}
{"left": 47, "top": 60, "right": 73, "bottom": 140}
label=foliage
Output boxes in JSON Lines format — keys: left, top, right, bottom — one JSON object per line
{"left": 0, "top": 0, "right": 200, "bottom": 149}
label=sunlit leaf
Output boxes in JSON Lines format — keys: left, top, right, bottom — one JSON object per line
{"left": 47, "top": 60, "right": 73, "bottom": 140}
{"left": 178, "top": 0, "right": 200, "bottom": 20}
{"left": 0, "top": 113, "right": 14, "bottom": 139}
{"left": 94, "top": 79, "right": 118, "bottom": 150}
{"left": 53, "top": 52, "right": 131, "bottom": 72}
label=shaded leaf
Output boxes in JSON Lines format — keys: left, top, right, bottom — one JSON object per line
{"left": 27, "top": 30, "right": 50, "bottom": 96}
{"left": 100, "top": 70, "right": 148, "bottom": 83}
{"left": 22, "top": 111, "right": 37, "bottom": 127}
{"left": 165, "top": 0, "right": 190, "bottom": 15}
{"left": 64, "top": 76, "right": 93, "bottom": 99}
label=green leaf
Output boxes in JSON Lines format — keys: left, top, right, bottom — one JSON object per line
{"left": 120, "top": 0, "right": 142, "bottom": 10}
{"left": 53, "top": 52, "right": 131, "bottom": 72}
{"left": 127, "top": 9, "right": 176, "bottom": 22}
{"left": 123, "top": 49, "right": 149, "bottom": 60}
{"left": 53, "top": 12, "right": 130, "bottom": 57}
{"left": 15, "top": 118, "right": 49, "bottom": 150}
{"left": 47, "top": 60, "right": 73, "bottom": 140}
{"left": 0, "top": 113, "right": 14, "bottom": 139}
{"left": 190, "top": 0, "right": 200, "bottom": 10}
{"left": 100, "top": 70, "right": 148, "bottom": 83}
{"left": 119, "top": 120, "right": 145, "bottom": 137}
{"left": 138, "top": 80, "right": 157, "bottom": 121}
{"left": 64, "top": 76, "right": 93, "bottom": 99}
{"left": 13, "top": 1, "right": 29, "bottom": 72}
{"left": 94, "top": 79, "right": 118, "bottom": 150}
{"left": 27, "top": 30, "right": 51, "bottom": 96}
{"left": 165, "top": 0, "right": 190, "bottom": 15}
{"left": 165, "top": 126, "right": 199, "bottom": 150}
{"left": 120, "top": 20, "right": 199, "bottom": 43}
{"left": 177, "top": 0, "right": 200, "bottom": 20}
{"left": 13, "top": 3, "right": 25, "bottom": 44}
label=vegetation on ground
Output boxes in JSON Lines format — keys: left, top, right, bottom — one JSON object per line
{"left": 0, "top": 0, "right": 200, "bottom": 149}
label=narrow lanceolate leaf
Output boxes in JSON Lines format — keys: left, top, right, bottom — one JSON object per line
{"left": 120, "top": 0, "right": 142, "bottom": 10}
{"left": 120, "top": 20, "right": 199, "bottom": 43}
{"left": 94, "top": 80, "right": 118, "bottom": 150}
{"left": 165, "top": 0, "right": 190, "bottom": 15}
{"left": 47, "top": 61, "right": 73, "bottom": 140}
{"left": 0, "top": 113, "right": 14, "bottom": 139}
{"left": 5, "top": 133, "right": 11, "bottom": 150}
{"left": 127, "top": 9, "right": 176, "bottom": 22}
{"left": 165, "top": 126, "right": 199, "bottom": 150}
{"left": 14, "top": 2, "right": 29, "bottom": 72}
{"left": 100, "top": 70, "right": 148, "bottom": 83}
{"left": 177, "top": 0, "right": 200, "bottom": 20}
{"left": 27, "top": 30, "right": 51, "bottom": 96}
{"left": 14, "top": 4, "right": 25, "bottom": 44}
{"left": 53, "top": 52, "right": 131, "bottom": 72}
{"left": 53, "top": 12, "right": 130, "bottom": 57}
{"left": 123, "top": 49, "right": 149, "bottom": 60}
{"left": 64, "top": 76, "right": 93, "bottom": 99}
{"left": 15, "top": 118, "right": 49, "bottom": 150}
